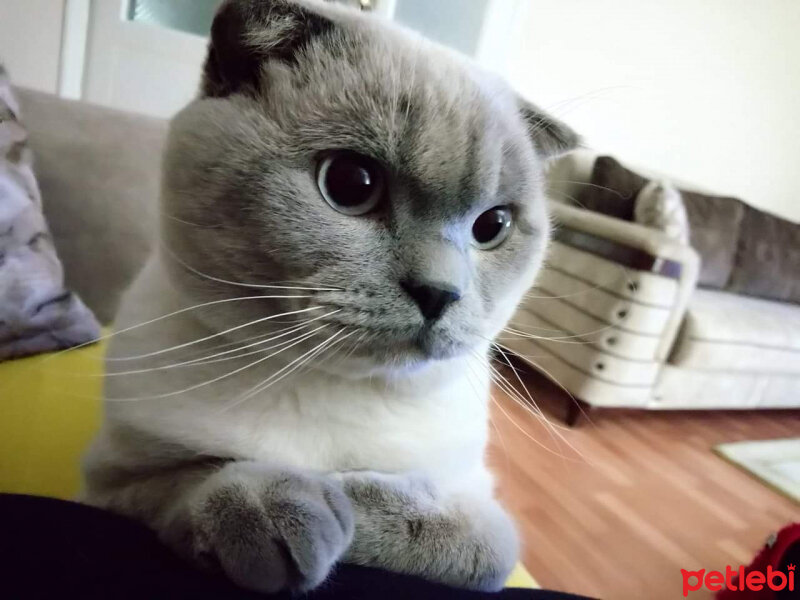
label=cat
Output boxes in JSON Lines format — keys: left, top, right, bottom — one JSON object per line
{"left": 82, "top": 0, "right": 578, "bottom": 593}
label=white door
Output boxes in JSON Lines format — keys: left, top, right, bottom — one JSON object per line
{"left": 81, "top": 0, "right": 398, "bottom": 118}
{"left": 82, "top": 0, "right": 211, "bottom": 118}
{"left": 79, "top": 0, "right": 517, "bottom": 118}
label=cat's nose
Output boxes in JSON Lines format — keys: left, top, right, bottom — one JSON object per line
{"left": 401, "top": 279, "right": 462, "bottom": 321}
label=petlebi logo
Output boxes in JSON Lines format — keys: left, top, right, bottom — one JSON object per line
{"left": 681, "top": 563, "right": 795, "bottom": 596}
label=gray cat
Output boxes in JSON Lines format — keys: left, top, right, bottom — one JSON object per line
{"left": 82, "top": 0, "right": 578, "bottom": 593}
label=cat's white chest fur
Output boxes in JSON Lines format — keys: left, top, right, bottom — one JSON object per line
{"left": 224, "top": 372, "right": 489, "bottom": 482}
{"left": 104, "top": 256, "right": 493, "bottom": 493}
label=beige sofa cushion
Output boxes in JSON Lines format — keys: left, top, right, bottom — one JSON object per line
{"left": 670, "top": 289, "right": 800, "bottom": 374}
{"left": 655, "top": 364, "right": 800, "bottom": 409}
{"left": 16, "top": 89, "right": 165, "bottom": 324}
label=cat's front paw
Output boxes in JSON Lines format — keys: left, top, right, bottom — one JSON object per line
{"left": 187, "top": 462, "right": 354, "bottom": 593}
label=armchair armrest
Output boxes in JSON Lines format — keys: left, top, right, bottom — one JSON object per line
{"left": 503, "top": 202, "right": 701, "bottom": 409}
{"left": 546, "top": 201, "right": 700, "bottom": 361}
{"left": 549, "top": 202, "right": 698, "bottom": 269}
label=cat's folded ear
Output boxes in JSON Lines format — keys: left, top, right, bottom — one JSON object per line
{"left": 202, "top": 0, "right": 334, "bottom": 98}
{"left": 518, "top": 100, "right": 581, "bottom": 159}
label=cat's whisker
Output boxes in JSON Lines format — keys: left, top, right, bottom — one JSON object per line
{"left": 483, "top": 354, "right": 572, "bottom": 455}
{"left": 105, "top": 321, "right": 335, "bottom": 377}
{"left": 486, "top": 395, "right": 512, "bottom": 476}
{"left": 298, "top": 326, "right": 360, "bottom": 374}
{"left": 548, "top": 179, "right": 627, "bottom": 199}
{"left": 161, "top": 243, "right": 344, "bottom": 292}
{"left": 283, "top": 323, "right": 352, "bottom": 377}
{"left": 520, "top": 274, "right": 633, "bottom": 300}
{"left": 547, "top": 188, "right": 597, "bottom": 214}
{"left": 542, "top": 86, "right": 632, "bottom": 117}
{"left": 329, "top": 329, "right": 372, "bottom": 368}
{"left": 109, "top": 310, "right": 338, "bottom": 365}
{"left": 491, "top": 344, "right": 591, "bottom": 465}
{"left": 106, "top": 326, "right": 329, "bottom": 402}
{"left": 162, "top": 319, "right": 328, "bottom": 363}
{"left": 39, "top": 295, "right": 322, "bottom": 366}
{"left": 502, "top": 327, "right": 584, "bottom": 343}
{"left": 161, "top": 212, "right": 223, "bottom": 229}
{"left": 495, "top": 341, "right": 598, "bottom": 432}
{"left": 537, "top": 86, "right": 632, "bottom": 128}
{"left": 481, "top": 361, "right": 579, "bottom": 461}
{"left": 467, "top": 344, "right": 587, "bottom": 462}
{"left": 489, "top": 393, "right": 581, "bottom": 460}
{"left": 108, "top": 306, "right": 327, "bottom": 362}
{"left": 503, "top": 317, "right": 622, "bottom": 341}
{"left": 489, "top": 348, "right": 572, "bottom": 435}
{"left": 460, "top": 359, "right": 512, "bottom": 473}
{"left": 498, "top": 320, "right": 565, "bottom": 333}
{"left": 467, "top": 347, "right": 543, "bottom": 424}
{"left": 219, "top": 328, "right": 354, "bottom": 414}
{"left": 500, "top": 328, "right": 600, "bottom": 346}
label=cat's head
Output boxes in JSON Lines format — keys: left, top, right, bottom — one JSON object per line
{"left": 162, "top": 0, "right": 578, "bottom": 374}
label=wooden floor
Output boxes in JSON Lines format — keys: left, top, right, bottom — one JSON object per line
{"left": 488, "top": 367, "right": 800, "bottom": 600}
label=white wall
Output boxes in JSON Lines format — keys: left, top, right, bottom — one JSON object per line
{"left": 0, "top": 0, "right": 65, "bottom": 94}
{"left": 501, "top": 0, "right": 800, "bottom": 222}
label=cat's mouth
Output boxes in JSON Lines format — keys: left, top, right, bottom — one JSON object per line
{"left": 326, "top": 321, "right": 469, "bottom": 367}
{"left": 312, "top": 303, "right": 477, "bottom": 367}
{"left": 414, "top": 324, "right": 466, "bottom": 360}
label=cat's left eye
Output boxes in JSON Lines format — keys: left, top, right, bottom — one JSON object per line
{"left": 472, "top": 206, "right": 513, "bottom": 250}
{"left": 316, "top": 152, "right": 385, "bottom": 216}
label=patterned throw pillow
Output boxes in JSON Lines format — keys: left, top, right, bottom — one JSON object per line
{"left": 0, "top": 65, "right": 99, "bottom": 361}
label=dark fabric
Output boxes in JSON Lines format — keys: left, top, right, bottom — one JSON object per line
{"left": 0, "top": 494, "right": 590, "bottom": 600}
{"left": 574, "top": 156, "right": 644, "bottom": 221}
{"left": 681, "top": 191, "right": 745, "bottom": 289}
{"left": 728, "top": 206, "right": 800, "bottom": 304}
{"left": 716, "top": 522, "right": 800, "bottom": 599}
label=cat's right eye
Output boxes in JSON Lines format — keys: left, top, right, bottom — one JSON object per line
{"left": 472, "top": 206, "right": 513, "bottom": 250}
{"left": 316, "top": 152, "right": 385, "bottom": 216}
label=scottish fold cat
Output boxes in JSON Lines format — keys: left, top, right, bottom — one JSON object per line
{"left": 83, "top": 0, "right": 578, "bottom": 593}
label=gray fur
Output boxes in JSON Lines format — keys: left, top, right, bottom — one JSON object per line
{"left": 340, "top": 471, "right": 519, "bottom": 591}
{"left": 84, "top": 0, "right": 578, "bottom": 593}
{"left": 160, "top": 0, "right": 575, "bottom": 366}
{"left": 186, "top": 463, "right": 354, "bottom": 593}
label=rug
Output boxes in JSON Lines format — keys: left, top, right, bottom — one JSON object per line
{"left": 715, "top": 438, "right": 800, "bottom": 504}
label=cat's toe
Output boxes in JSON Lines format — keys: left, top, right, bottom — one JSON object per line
{"left": 190, "top": 463, "right": 354, "bottom": 593}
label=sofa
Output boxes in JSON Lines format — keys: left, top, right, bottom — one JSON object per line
{"left": 504, "top": 150, "right": 800, "bottom": 423}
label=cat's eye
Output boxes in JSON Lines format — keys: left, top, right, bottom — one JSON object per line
{"left": 472, "top": 206, "right": 513, "bottom": 250}
{"left": 316, "top": 152, "right": 385, "bottom": 216}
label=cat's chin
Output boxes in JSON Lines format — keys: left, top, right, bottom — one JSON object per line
{"left": 317, "top": 331, "right": 475, "bottom": 379}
